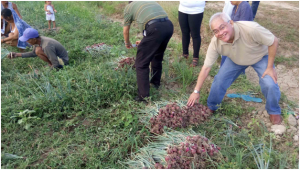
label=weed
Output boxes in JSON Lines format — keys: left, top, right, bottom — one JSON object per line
{"left": 10, "top": 109, "right": 40, "bottom": 130}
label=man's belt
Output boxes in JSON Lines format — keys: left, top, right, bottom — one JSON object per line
{"left": 146, "top": 17, "right": 169, "bottom": 27}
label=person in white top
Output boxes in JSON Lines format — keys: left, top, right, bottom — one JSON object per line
{"left": 222, "top": 1, "right": 234, "bottom": 17}
{"left": 44, "top": 1, "right": 57, "bottom": 30}
{"left": 178, "top": 1, "right": 205, "bottom": 67}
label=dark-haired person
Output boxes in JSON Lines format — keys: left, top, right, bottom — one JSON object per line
{"left": 1, "top": 8, "right": 31, "bottom": 50}
{"left": 1, "top": 1, "right": 22, "bottom": 36}
{"left": 8, "top": 28, "right": 69, "bottom": 69}
{"left": 123, "top": 1, "right": 173, "bottom": 102}
{"left": 178, "top": 1, "right": 205, "bottom": 67}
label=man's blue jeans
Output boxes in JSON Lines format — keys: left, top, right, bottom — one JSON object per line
{"left": 221, "top": 56, "right": 245, "bottom": 75}
{"left": 207, "top": 55, "right": 281, "bottom": 115}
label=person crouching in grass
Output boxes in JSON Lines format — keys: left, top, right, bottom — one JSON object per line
{"left": 187, "top": 12, "right": 282, "bottom": 125}
{"left": 8, "top": 28, "right": 69, "bottom": 70}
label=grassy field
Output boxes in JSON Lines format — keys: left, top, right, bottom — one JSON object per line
{"left": 1, "top": 1, "right": 299, "bottom": 169}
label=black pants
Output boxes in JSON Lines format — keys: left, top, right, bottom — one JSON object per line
{"left": 178, "top": 11, "right": 204, "bottom": 59}
{"left": 136, "top": 20, "right": 173, "bottom": 98}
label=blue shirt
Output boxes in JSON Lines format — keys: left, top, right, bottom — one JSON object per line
{"left": 231, "top": 1, "right": 253, "bottom": 21}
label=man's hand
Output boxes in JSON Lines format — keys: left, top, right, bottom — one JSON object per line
{"left": 261, "top": 67, "right": 278, "bottom": 84}
{"left": 7, "top": 52, "right": 18, "bottom": 59}
{"left": 54, "top": 10, "right": 57, "bottom": 13}
{"left": 136, "top": 40, "right": 141, "bottom": 46}
{"left": 1, "top": 39, "right": 4, "bottom": 43}
{"left": 187, "top": 93, "right": 200, "bottom": 107}
{"left": 125, "top": 43, "right": 133, "bottom": 49}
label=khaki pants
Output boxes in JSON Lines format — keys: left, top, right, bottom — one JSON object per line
{"left": 58, "top": 57, "right": 64, "bottom": 66}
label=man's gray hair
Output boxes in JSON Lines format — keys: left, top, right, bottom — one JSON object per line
{"left": 209, "top": 12, "right": 231, "bottom": 30}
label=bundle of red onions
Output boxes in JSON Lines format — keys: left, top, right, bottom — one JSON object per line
{"left": 153, "top": 135, "right": 221, "bottom": 169}
{"left": 150, "top": 103, "right": 212, "bottom": 134}
{"left": 115, "top": 57, "right": 136, "bottom": 71}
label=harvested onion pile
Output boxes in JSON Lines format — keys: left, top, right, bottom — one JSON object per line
{"left": 153, "top": 135, "right": 221, "bottom": 169}
{"left": 85, "top": 43, "right": 111, "bottom": 57}
{"left": 150, "top": 103, "right": 212, "bottom": 134}
{"left": 115, "top": 57, "right": 136, "bottom": 70}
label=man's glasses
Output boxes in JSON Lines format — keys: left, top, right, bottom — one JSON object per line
{"left": 212, "top": 21, "right": 230, "bottom": 35}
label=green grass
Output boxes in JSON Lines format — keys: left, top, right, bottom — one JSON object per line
{"left": 1, "top": 1, "right": 298, "bottom": 169}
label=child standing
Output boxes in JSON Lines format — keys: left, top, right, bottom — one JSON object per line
{"left": 44, "top": 1, "right": 56, "bottom": 29}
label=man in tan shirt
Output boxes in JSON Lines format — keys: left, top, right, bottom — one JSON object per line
{"left": 187, "top": 12, "right": 282, "bottom": 125}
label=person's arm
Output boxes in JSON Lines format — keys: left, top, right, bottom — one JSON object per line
{"left": 251, "top": 24, "right": 279, "bottom": 83}
{"left": 21, "top": 47, "right": 37, "bottom": 58}
{"left": 44, "top": 4, "right": 49, "bottom": 12}
{"left": 1, "top": 27, "right": 19, "bottom": 43}
{"left": 123, "top": 25, "right": 132, "bottom": 49}
{"left": 187, "top": 65, "right": 211, "bottom": 106}
{"left": 261, "top": 37, "right": 279, "bottom": 83}
{"left": 51, "top": 4, "right": 57, "bottom": 12}
{"left": 8, "top": 49, "right": 37, "bottom": 59}
{"left": 12, "top": 3, "right": 22, "bottom": 19}
{"left": 187, "top": 37, "right": 219, "bottom": 106}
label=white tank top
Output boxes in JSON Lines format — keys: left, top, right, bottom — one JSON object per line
{"left": 46, "top": 5, "right": 54, "bottom": 15}
{"left": 10, "top": 25, "right": 16, "bottom": 33}
{"left": 178, "top": 1, "right": 206, "bottom": 14}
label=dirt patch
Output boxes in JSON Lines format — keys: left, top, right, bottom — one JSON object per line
{"left": 110, "top": 14, "right": 124, "bottom": 24}
{"left": 260, "top": 1, "right": 299, "bottom": 11}
{"left": 29, "top": 148, "right": 55, "bottom": 167}
{"left": 82, "top": 119, "right": 92, "bottom": 126}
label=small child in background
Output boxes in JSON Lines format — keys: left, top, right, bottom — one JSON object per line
{"left": 44, "top": 1, "right": 57, "bottom": 30}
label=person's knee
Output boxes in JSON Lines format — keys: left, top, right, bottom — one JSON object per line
{"left": 8, "top": 33, "right": 14, "bottom": 37}
{"left": 151, "top": 62, "right": 162, "bottom": 70}
{"left": 190, "top": 32, "right": 200, "bottom": 39}
{"left": 35, "top": 47, "right": 44, "bottom": 55}
{"left": 260, "top": 78, "right": 279, "bottom": 91}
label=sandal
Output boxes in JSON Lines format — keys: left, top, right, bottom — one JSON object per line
{"left": 190, "top": 58, "right": 199, "bottom": 67}
{"left": 182, "top": 54, "right": 189, "bottom": 59}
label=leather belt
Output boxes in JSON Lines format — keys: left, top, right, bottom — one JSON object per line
{"left": 146, "top": 17, "right": 169, "bottom": 27}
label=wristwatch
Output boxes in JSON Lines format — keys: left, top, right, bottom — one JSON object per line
{"left": 193, "top": 90, "right": 199, "bottom": 94}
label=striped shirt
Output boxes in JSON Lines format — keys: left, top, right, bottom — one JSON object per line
{"left": 123, "top": 1, "right": 168, "bottom": 32}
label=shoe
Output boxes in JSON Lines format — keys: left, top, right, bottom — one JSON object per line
{"left": 269, "top": 114, "right": 282, "bottom": 125}
{"left": 183, "top": 54, "right": 189, "bottom": 59}
{"left": 134, "top": 96, "right": 147, "bottom": 103}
